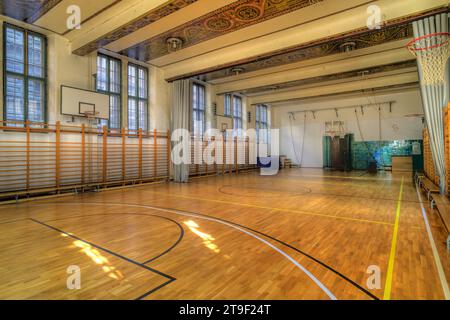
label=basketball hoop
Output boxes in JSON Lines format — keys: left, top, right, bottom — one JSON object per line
{"left": 407, "top": 32, "right": 450, "bottom": 85}
{"left": 83, "top": 111, "right": 99, "bottom": 119}
{"left": 325, "top": 121, "right": 346, "bottom": 138}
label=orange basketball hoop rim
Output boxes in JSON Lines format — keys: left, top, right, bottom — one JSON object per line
{"left": 407, "top": 32, "right": 450, "bottom": 52}
{"left": 83, "top": 111, "right": 100, "bottom": 119}
{"left": 406, "top": 32, "right": 450, "bottom": 85}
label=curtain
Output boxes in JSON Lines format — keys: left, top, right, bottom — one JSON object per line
{"left": 171, "top": 79, "right": 191, "bottom": 183}
{"left": 413, "top": 13, "right": 449, "bottom": 194}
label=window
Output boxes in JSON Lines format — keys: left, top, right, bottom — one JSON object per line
{"left": 224, "top": 94, "right": 232, "bottom": 117}
{"left": 192, "top": 82, "right": 205, "bottom": 136}
{"left": 128, "top": 64, "right": 148, "bottom": 131}
{"left": 3, "top": 23, "right": 46, "bottom": 124}
{"left": 256, "top": 104, "right": 269, "bottom": 143}
{"left": 233, "top": 95, "right": 243, "bottom": 135}
{"left": 97, "top": 54, "right": 121, "bottom": 129}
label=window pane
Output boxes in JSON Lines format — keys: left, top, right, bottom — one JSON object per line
{"left": 96, "top": 56, "right": 108, "bottom": 91}
{"left": 109, "top": 95, "right": 121, "bottom": 130}
{"left": 99, "top": 119, "right": 108, "bottom": 128}
{"left": 5, "top": 75, "right": 25, "bottom": 121}
{"left": 128, "top": 98, "right": 137, "bottom": 131}
{"left": 28, "top": 79, "right": 44, "bottom": 122}
{"left": 128, "top": 65, "right": 136, "bottom": 96}
{"left": 199, "top": 86, "right": 205, "bottom": 111}
{"left": 233, "top": 96, "right": 242, "bottom": 131}
{"left": 192, "top": 84, "right": 198, "bottom": 109}
{"left": 110, "top": 59, "right": 121, "bottom": 94}
{"left": 138, "top": 100, "right": 147, "bottom": 131}
{"left": 97, "top": 55, "right": 122, "bottom": 129}
{"left": 28, "top": 34, "right": 44, "bottom": 78}
{"left": 233, "top": 96, "right": 242, "bottom": 117}
{"left": 224, "top": 94, "right": 231, "bottom": 116}
{"left": 138, "top": 68, "right": 147, "bottom": 99}
{"left": 6, "top": 27, "right": 25, "bottom": 74}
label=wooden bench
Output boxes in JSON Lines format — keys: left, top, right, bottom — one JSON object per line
{"left": 429, "top": 194, "right": 450, "bottom": 251}
{"left": 418, "top": 176, "right": 440, "bottom": 200}
{"left": 414, "top": 172, "right": 424, "bottom": 186}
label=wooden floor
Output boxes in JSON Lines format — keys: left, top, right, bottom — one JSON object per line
{"left": 0, "top": 168, "right": 448, "bottom": 300}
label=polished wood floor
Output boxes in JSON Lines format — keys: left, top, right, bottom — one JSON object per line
{"left": 0, "top": 168, "right": 448, "bottom": 300}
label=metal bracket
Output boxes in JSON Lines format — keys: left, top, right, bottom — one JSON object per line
{"left": 430, "top": 199, "right": 436, "bottom": 210}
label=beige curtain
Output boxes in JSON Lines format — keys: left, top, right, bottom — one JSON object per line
{"left": 413, "top": 13, "right": 449, "bottom": 194}
{"left": 171, "top": 79, "right": 191, "bottom": 183}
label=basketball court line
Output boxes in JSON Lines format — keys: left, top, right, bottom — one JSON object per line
{"left": 217, "top": 183, "right": 422, "bottom": 204}
{"left": 0, "top": 187, "right": 394, "bottom": 226}
{"left": 279, "top": 173, "right": 394, "bottom": 182}
{"left": 139, "top": 189, "right": 394, "bottom": 226}
{"left": 415, "top": 184, "right": 450, "bottom": 300}
{"left": 383, "top": 176, "right": 404, "bottom": 300}
{"left": 24, "top": 202, "right": 338, "bottom": 300}
{"left": 28, "top": 217, "right": 176, "bottom": 300}
{"left": 41, "top": 212, "right": 185, "bottom": 265}
{"left": 21, "top": 202, "right": 380, "bottom": 299}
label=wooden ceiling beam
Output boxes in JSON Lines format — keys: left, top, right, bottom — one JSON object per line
{"left": 248, "top": 70, "right": 419, "bottom": 105}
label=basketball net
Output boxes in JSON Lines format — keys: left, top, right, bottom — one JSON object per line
{"left": 407, "top": 32, "right": 450, "bottom": 86}
{"left": 83, "top": 111, "right": 99, "bottom": 120}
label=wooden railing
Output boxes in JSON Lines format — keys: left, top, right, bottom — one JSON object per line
{"left": 189, "top": 136, "right": 257, "bottom": 176}
{"left": 0, "top": 121, "right": 171, "bottom": 200}
{"left": 423, "top": 127, "right": 438, "bottom": 186}
{"left": 0, "top": 122, "right": 258, "bottom": 200}
{"left": 423, "top": 103, "right": 450, "bottom": 193}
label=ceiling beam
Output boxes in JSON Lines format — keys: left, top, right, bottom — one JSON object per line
{"left": 244, "top": 66, "right": 418, "bottom": 96}
{"left": 209, "top": 38, "right": 411, "bottom": 85}
{"left": 68, "top": 0, "right": 233, "bottom": 56}
{"left": 162, "top": 0, "right": 446, "bottom": 80}
{"left": 248, "top": 71, "right": 419, "bottom": 105}
{"left": 269, "top": 84, "right": 420, "bottom": 108}
{"left": 216, "top": 45, "right": 414, "bottom": 94}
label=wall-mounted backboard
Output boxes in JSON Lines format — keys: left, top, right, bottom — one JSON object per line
{"left": 60, "top": 85, "right": 109, "bottom": 119}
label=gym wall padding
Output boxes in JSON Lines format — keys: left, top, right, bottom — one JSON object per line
{"left": 352, "top": 139, "right": 423, "bottom": 171}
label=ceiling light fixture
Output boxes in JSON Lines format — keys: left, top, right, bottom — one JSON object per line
{"left": 230, "top": 67, "right": 245, "bottom": 76}
{"left": 166, "top": 37, "right": 183, "bottom": 52}
{"left": 339, "top": 41, "right": 356, "bottom": 53}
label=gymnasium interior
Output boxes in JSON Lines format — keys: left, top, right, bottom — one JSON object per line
{"left": 0, "top": 0, "right": 449, "bottom": 301}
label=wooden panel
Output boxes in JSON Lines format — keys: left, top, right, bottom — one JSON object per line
{"left": 423, "top": 127, "right": 437, "bottom": 186}
{"left": 392, "top": 156, "right": 412, "bottom": 173}
{"left": 0, "top": 120, "right": 170, "bottom": 200}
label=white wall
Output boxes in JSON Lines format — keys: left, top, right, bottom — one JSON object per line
{"left": 149, "top": 65, "right": 170, "bottom": 131}
{"left": 272, "top": 89, "right": 424, "bottom": 167}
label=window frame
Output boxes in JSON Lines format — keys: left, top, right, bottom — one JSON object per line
{"left": 96, "top": 53, "right": 122, "bottom": 130}
{"left": 3, "top": 22, "right": 47, "bottom": 125}
{"left": 232, "top": 95, "right": 243, "bottom": 135}
{"left": 224, "top": 93, "right": 232, "bottom": 117}
{"left": 191, "top": 81, "right": 206, "bottom": 137}
{"left": 127, "top": 62, "right": 149, "bottom": 132}
{"left": 256, "top": 104, "right": 269, "bottom": 143}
